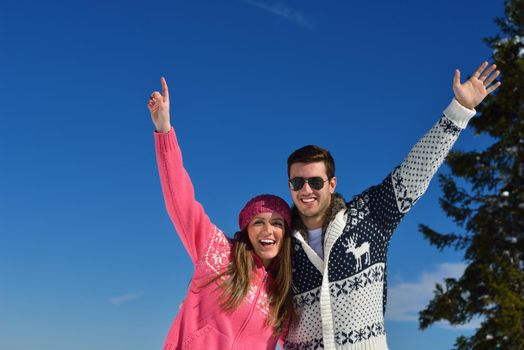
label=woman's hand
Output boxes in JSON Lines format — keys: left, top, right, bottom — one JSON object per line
{"left": 453, "top": 61, "right": 501, "bottom": 110}
{"left": 148, "top": 77, "right": 171, "bottom": 133}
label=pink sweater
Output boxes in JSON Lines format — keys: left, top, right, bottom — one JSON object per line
{"left": 155, "top": 128, "right": 280, "bottom": 350}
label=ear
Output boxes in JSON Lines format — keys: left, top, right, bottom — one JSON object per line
{"left": 329, "top": 176, "right": 337, "bottom": 194}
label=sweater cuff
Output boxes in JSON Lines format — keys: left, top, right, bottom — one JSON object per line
{"left": 154, "top": 127, "right": 178, "bottom": 153}
{"left": 443, "top": 98, "right": 476, "bottom": 129}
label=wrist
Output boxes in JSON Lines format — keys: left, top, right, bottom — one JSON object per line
{"left": 443, "top": 98, "right": 476, "bottom": 129}
{"left": 454, "top": 97, "right": 475, "bottom": 110}
{"left": 155, "top": 124, "right": 171, "bottom": 133}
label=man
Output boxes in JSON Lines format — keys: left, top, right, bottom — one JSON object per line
{"left": 283, "top": 62, "right": 501, "bottom": 350}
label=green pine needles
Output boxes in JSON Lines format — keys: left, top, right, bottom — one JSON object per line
{"left": 418, "top": 0, "right": 524, "bottom": 349}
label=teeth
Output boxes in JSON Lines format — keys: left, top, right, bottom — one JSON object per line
{"left": 260, "top": 239, "right": 275, "bottom": 245}
{"left": 301, "top": 198, "right": 315, "bottom": 203}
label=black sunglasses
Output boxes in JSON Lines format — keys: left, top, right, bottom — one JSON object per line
{"left": 288, "top": 177, "right": 329, "bottom": 191}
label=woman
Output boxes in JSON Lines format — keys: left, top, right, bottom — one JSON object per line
{"left": 148, "top": 77, "right": 294, "bottom": 349}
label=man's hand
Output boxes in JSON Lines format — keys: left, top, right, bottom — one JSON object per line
{"left": 453, "top": 61, "right": 501, "bottom": 110}
{"left": 148, "top": 77, "right": 171, "bottom": 133}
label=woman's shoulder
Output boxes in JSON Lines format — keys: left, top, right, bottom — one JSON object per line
{"left": 195, "top": 225, "right": 234, "bottom": 274}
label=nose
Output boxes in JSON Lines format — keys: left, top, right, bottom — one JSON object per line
{"left": 262, "top": 221, "right": 276, "bottom": 233}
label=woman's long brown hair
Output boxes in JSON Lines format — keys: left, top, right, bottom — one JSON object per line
{"left": 206, "top": 225, "right": 294, "bottom": 335}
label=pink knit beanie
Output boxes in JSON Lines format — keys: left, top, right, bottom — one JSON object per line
{"left": 238, "top": 194, "right": 292, "bottom": 231}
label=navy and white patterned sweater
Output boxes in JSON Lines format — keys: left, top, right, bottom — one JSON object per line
{"left": 284, "top": 99, "right": 476, "bottom": 350}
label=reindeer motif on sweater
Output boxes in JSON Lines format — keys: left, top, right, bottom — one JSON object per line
{"left": 342, "top": 238, "right": 370, "bottom": 271}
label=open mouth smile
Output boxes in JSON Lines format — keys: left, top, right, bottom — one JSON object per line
{"left": 300, "top": 197, "right": 317, "bottom": 204}
{"left": 259, "top": 239, "right": 276, "bottom": 246}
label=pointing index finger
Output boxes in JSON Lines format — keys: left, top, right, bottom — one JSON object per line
{"left": 161, "top": 77, "right": 169, "bottom": 102}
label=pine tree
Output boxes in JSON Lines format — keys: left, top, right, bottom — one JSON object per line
{"left": 418, "top": 0, "right": 524, "bottom": 349}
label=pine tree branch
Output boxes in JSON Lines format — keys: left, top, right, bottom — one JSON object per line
{"left": 418, "top": 224, "right": 470, "bottom": 251}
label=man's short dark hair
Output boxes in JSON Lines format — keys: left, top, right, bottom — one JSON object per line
{"left": 287, "top": 145, "right": 335, "bottom": 179}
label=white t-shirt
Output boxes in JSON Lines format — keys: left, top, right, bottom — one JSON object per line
{"left": 308, "top": 227, "right": 324, "bottom": 259}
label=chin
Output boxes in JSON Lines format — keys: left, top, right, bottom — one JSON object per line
{"left": 257, "top": 250, "right": 277, "bottom": 262}
{"left": 300, "top": 207, "right": 321, "bottom": 218}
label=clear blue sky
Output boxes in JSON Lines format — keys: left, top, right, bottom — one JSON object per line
{"left": 1, "top": 1, "right": 504, "bottom": 349}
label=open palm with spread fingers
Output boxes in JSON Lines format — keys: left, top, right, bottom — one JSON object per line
{"left": 148, "top": 77, "right": 171, "bottom": 133}
{"left": 453, "top": 61, "right": 501, "bottom": 110}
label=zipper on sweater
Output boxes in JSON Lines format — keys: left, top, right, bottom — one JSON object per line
{"left": 231, "top": 271, "right": 268, "bottom": 349}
